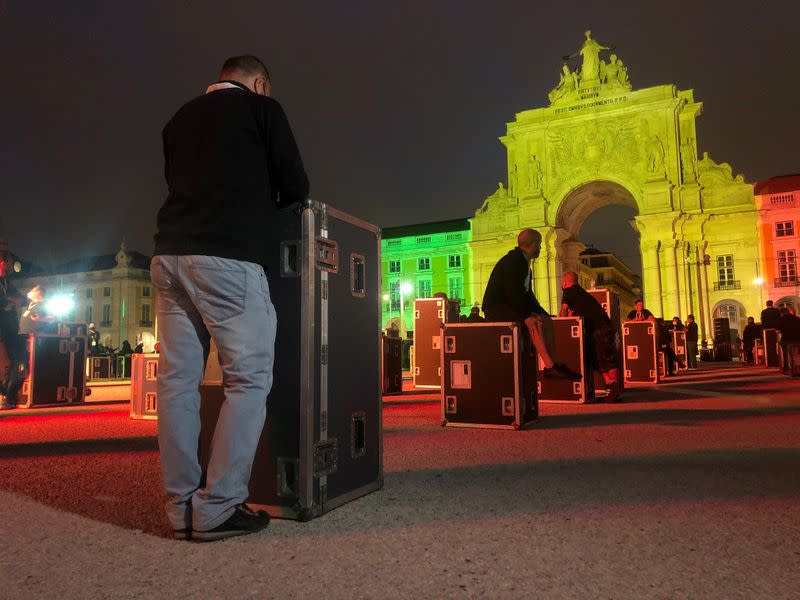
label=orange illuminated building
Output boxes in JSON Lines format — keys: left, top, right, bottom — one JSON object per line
{"left": 755, "top": 175, "right": 800, "bottom": 313}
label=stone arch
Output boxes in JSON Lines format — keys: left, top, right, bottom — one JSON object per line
{"left": 553, "top": 179, "right": 641, "bottom": 236}
{"left": 776, "top": 295, "right": 800, "bottom": 313}
{"left": 712, "top": 299, "right": 747, "bottom": 336}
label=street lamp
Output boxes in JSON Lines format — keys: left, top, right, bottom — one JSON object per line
{"left": 399, "top": 282, "right": 413, "bottom": 338}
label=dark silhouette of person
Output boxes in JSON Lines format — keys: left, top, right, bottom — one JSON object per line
{"left": 742, "top": 316, "right": 762, "bottom": 363}
{"left": 465, "top": 306, "right": 485, "bottom": 323}
{"left": 778, "top": 308, "right": 800, "bottom": 373}
{"left": 558, "top": 272, "right": 620, "bottom": 401}
{"left": 0, "top": 239, "right": 26, "bottom": 410}
{"left": 761, "top": 300, "right": 781, "bottom": 330}
{"left": 120, "top": 340, "right": 133, "bottom": 355}
{"left": 685, "top": 315, "right": 699, "bottom": 368}
{"left": 626, "top": 298, "right": 654, "bottom": 322}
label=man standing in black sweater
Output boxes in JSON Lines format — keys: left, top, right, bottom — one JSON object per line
{"left": 482, "top": 229, "right": 580, "bottom": 380}
{"left": 761, "top": 300, "right": 781, "bottom": 330}
{"left": 151, "top": 56, "right": 309, "bottom": 542}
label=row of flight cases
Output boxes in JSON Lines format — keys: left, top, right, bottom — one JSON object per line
{"left": 132, "top": 201, "right": 383, "bottom": 522}
{"left": 435, "top": 289, "right": 624, "bottom": 430}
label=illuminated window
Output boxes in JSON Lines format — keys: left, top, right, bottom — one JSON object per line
{"left": 448, "top": 277, "right": 463, "bottom": 301}
{"left": 776, "top": 221, "right": 794, "bottom": 237}
{"left": 448, "top": 255, "right": 462, "bottom": 268}
{"left": 102, "top": 304, "right": 111, "bottom": 325}
{"left": 388, "top": 260, "right": 401, "bottom": 273}
{"left": 103, "top": 287, "right": 111, "bottom": 297}
{"left": 418, "top": 280, "right": 432, "bottom": 298}
{"left": 778, "top": 250, "right": 797, "bottom": 281}
{"left": 417, "top": 257, "right": 431, "bottom": 271}
{"left": 85, "top": 306, "right": 92, "bottom": 323}
{"left": 85, "top": 288, "right": 93, "bottom": 299}
{"left": 141, "top": 304, "right": 151, "bottom": 324}
{"left": 716, "top": 255, "right": 734, "bottom": 283}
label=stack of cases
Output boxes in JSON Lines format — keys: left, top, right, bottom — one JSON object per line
{"left": 763, "top": 329, "right": 780, "bottom": 367}
{"left": 440, "top": 322, "right": 538, "bottom": 429}
{"left": 381, "top": 334, "right": 403, "bottom": 395}
{"left": 672, "top": 330, "right": 688, "bottom": 371}
{"left": 586, "top": 288, "right": 623, "bottom": 398}
{"left": 538, "top": 316, "right": 594, "bottom": 403}
{"left": 17, "top": 333, "right": 87, "bottom": 408}
{"left": 199, "top": 200, "right": 382, "bottom": 521}
{"left": 622, "top": 321, "right": 660, "bottom": 384}
{"left": 713, "top": 317, "right": 732, "bottom": 361}
{"left": 413, "top": 297, "right": 460, "bottom": 388}
{"left": 130, "top": 353, "right": 160, "bottom": 420}
{"left": 88, "top": 356, "right": 112, "bottom": 380}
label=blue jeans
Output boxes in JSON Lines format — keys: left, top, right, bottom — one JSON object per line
{"left": 150, "top": 255, "right": 277, "bottom": 531}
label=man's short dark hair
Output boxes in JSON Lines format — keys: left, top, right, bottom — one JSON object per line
{"left": 635, "top": 298, "right": 644, "bottom": 304}
{"left": 220, "top": 55, "right": 270, "bottom": 81}
{"left": 766, "top": 300, "right": 774, "bottom": 307}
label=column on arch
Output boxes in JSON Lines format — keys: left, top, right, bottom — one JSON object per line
{"left": 641, "top": 240, "right": 664, "bottom": 318}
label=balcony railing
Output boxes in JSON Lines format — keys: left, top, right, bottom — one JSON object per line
{"left": 774, "top": 277, "right": 799, "bottom": 288}
{"left": 713, "top": 280, "right": 741, "bottom": 291}
{"left": 139, "top": 320, "right": 154, "bottom": 327}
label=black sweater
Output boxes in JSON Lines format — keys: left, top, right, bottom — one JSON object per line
{"left": 154, "top": 83, "right": 310, "bottom": 267}
{"left": 482, "top": 248, "right": 545, "bottom": 320}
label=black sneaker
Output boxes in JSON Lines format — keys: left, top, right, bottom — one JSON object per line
{"left": 543, "top": 363, "right": 582, "bottom": 381}
{"left": 193, "top": 504, "right": 270, "bottom": 542}
{"left": 605, "top": 381, "right": 621, "bottom": 403}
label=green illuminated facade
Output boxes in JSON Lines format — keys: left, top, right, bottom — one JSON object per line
{"left": 381, "top": 219, "right": 472, "bottom": 330}
{"left": 383, "top": 31, "right": 764, "bottom": 340}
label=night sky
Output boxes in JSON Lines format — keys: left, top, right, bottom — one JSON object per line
{"left": 2, "top": 1, "right": 798, "bottom": 276}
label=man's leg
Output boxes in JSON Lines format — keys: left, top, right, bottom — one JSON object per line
{"left": 151, "top": 255, "right": 210, "bottom": 532}
{"left": 184, "top": 256, "right": 277, "bottom": 533}
{"left": 687, "top": 342, "right": 698, "bottom": 368}
{"left": 526, "top": 314, "right": 558, "bottom": 368}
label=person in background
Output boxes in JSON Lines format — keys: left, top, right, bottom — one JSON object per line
{"left": 87, "top": 322, "right": 101, "bottom": 355}
{"left": 465, "top": 306, "right": 485, "bottom": 323}
{"left": 778, "top": 307, "right": 800, "bottom": 374}
{"left": 0, "top": 239, "right": 26, "bottom": 410}
{"left": 626, "top": 298, "right": 655, "bottom": 322}
{"left": 741, "top": 316, "right": 762, "bottom": 364}
{"left": 761, "top": 300, "right": 781, "bottom": 331}
{"left": 18, "top": 285, "right": 55, "bottom": 335}
{"left": 685, "top": 314, "right": 699, "bottom": 369}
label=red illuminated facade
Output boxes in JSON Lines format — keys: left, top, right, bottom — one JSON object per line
{"left": 755, "top": 175, "right": 800, "bottom": 312}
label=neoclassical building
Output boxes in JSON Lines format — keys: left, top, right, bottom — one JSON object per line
{"left": 12, "top": 242, "right": 157, "bottom": 351}
{"left": 382, "top": 31, "right": 786, "bottom": 341}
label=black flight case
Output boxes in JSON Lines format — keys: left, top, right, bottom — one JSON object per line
{"left": 413, "top": 297, "right": 460, "bottom": 388}
{"left": 622, "top": 321, "right": 660, "bottom": 384}
{"left": 199, "top": 200, "right": 382, "bottom": 521}
{"left": 440, "top": 322, "right": 538, "bottom": 429}
{"left": 381, "top": 333, "right": 403, "bottom": 395}
{"left": 538, "top": 316, "right": 594, "bottom": 403}
{"left": 17, "top": 333, "right": 88, "bottom": 408}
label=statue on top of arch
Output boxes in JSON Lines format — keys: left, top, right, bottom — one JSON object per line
{"left": 548, "top": 30, "right": 631, "bottom": 105}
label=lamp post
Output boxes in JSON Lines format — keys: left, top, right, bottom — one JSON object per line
{"left": 399, "top": 282, "right": 413, "bottom": 339}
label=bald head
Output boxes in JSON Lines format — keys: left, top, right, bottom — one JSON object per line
{"left": 561, "top": 271, "right": 578, "bottom": 289}
{"left": 219, "top": 55, "right": 271, "bottom": 97}
{"left": 517, "top": 228, "right": 542, "bottom": 260}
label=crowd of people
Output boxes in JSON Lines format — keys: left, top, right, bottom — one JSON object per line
{"left": 741, "top": 300, "right": 800, "bottom": 372}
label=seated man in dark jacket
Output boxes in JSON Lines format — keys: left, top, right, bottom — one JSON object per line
{"left": 558, "top": 272, "right": 620, "bottom": 401}
{"left": 482, "top": 229, "right": 579, "bottom": 380}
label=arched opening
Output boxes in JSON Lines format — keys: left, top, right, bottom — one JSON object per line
{"left": 556, "top": 181, "right": 641, "bottom": 315}
{"left": 776, "top": 295, "right": 800, "bottom": 313}
{"left": 713, "top": 300, "right": 747, "bottom": 337}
